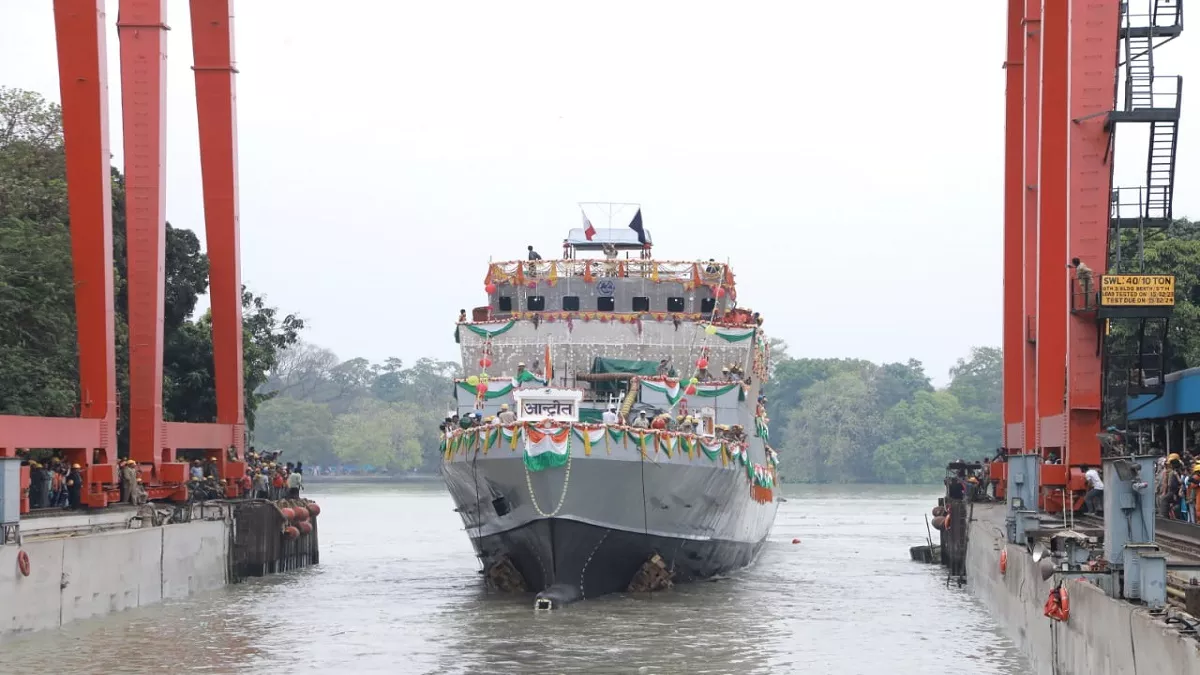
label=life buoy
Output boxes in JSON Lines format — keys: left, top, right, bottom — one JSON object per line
{"left": 1000, "top": 548, "right": 1008, "bottom": 575}
{"left": 1044, "top": 584, "right": 1070, "bottom": 622}
{"left": 16, "top": 550, "right": 30, "bottom": 577}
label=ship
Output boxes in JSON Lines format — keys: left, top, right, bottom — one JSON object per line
{"left": 441, "top": 209, "right": 780, "bottom": 607}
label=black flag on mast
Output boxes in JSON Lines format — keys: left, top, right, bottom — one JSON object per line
{"left": 628, "top": 209, "right": 646, "bottom": 244}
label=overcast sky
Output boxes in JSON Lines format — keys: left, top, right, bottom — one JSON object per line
{"left": 2, "top": 1, "right": 1197, "bottom": 386}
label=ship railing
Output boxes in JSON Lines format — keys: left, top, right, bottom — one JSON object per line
{"left": 461, "top": 310, "right": 763, "bottom": 328}
{"left": 440, "top": 420, "right": 778, "bottom": 488}
{"left": 442, "top": 419, "right": 751, "bottom": 453}
{"left": 486, "top": 259, "right": 733, "bottom": 288}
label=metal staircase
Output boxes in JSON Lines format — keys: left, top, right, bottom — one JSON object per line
{"left": 1101, "top": 0, "right": 1183, "bottom": 429}
{"left": 1108, "top": 0, "right": 1184, "bottom": 237}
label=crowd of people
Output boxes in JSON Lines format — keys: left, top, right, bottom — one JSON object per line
{"left": 19, "top": 456, "right": 84, "bottom": 509}
{"left": 13, "top": 446, "right": 303, "bottom": 510}
{"left": 1157, "top": 452, "right": 1200, "bottom": 522}
{"left": 183, "top": 449, "right": 305, "bottom": 501}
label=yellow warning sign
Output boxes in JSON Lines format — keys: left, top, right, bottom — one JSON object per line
{"left": 1099, "top": 275, "right": 1175, "bottom": 306}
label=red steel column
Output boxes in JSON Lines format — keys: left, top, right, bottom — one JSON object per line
{"left": 1003, "top": 0, "right": 1026, "bottom": 452}
{"left": 1035, "top": 0, "right": 1070, "bottom": 459}
{"left": 1022, "top": 0, "right": 1042, "bottom": 452}
{"left": 1064, "top": 0, "right": 1119, "bottom": 470}
{"left": 53, "top": 0, "right": 118, "bottom": 476}
{"left": 118, "top": 0, "right": 169, "bottom": 471}
{"left": 190, "top": 0, "right": 246, "bottom": 475}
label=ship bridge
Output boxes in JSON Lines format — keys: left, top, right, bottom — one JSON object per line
{"left": 460, "top": 254, "right": 766, "bottom": 407}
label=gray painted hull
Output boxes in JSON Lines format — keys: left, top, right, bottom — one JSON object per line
{"left": 441, "top": 433, "right": 779, "bottom": 597}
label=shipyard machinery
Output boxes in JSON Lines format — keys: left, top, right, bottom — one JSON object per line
{"left": 1017, "top": 456, "right": 1168, "bottom": 609}
{"left": 0, "top": 1, "right": 250, "bottom": 508}
{"left": 993, "top": 0, "right": 1180, "bottom": 514}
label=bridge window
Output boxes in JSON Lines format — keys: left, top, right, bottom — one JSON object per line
{"left": 700, "top": 298, "right": 716, "bottom": 314}
{"left": 527, "top": 295, "right": 546, "bottom": 311}
{"left": 667, "top": 297, "right": 685, "bottom": 312}
{"left": 562, "top": 296, "right": 580, "bottom": 311}
{"left": 597, "top": 296, "right": 615, "bottom": 312}
{"left": 498, "top": 296, "right": 513, "bottom": 312}
{"left": 631, "top": 296, "right": 650, "bottom": 312}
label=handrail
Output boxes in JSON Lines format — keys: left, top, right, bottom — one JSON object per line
{"left": 459, "top": 310, "right": 764, "bottom": 328}
{"left": 486, "top": 259, "right": 735, "bottom": 288}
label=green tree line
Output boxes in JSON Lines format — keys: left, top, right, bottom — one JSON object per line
{"left": 762, "top": 345, "right": 1001, "bottom": 483}
{"left": 251, "top": 347, "right": 460, "bottom": 472}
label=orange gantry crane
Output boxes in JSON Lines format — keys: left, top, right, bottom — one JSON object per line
{"left": 0, "top": 0, "right": 249, "bottom": 509}
{"left": 994, "top": 0, "right": 1182, "bottom": 510}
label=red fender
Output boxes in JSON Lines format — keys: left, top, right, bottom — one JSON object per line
{"left": 16, "top": 550, "right": 30, "bottom": 577}
{"left": 1000, "top": 548, "right": 1008, "bottom": 575}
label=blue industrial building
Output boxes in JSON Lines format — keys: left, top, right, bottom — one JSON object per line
{"left": 1127, "top": 368, "right": 1200, "bottom": 421}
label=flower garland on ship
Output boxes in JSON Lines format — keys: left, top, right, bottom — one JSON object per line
{"left": 440, "top": 419, "right": 778, "bottom": 496}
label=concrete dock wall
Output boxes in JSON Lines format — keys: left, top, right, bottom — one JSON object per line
{"left": 0, "top": 519, "right": 229, "bottom": 636}
{"left": 967, "top": 504, "right": 1200, "bottom": 675}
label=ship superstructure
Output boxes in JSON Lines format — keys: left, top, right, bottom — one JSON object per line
{"left": 440, "top": 221, "right": 779, "bottom": 606}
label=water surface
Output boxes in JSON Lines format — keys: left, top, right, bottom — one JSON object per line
{"left": 2, "top": 483, "right": 1031, "bottom": 674}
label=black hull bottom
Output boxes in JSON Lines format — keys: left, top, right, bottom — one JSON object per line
{"left": 473, "top": 518, "right": 766, "bottom": 601}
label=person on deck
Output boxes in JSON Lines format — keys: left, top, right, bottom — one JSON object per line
{"left": 271, "top": 470, "right": 285, "bottom": 499}
{"left": 253, "top": 470, "right": 269, "bottom": 499}
{"left": 28, "top": 462, "right": 45, "bottom": 508}
{"left": 631, "top": 411, "right": 650, "bottom": 429}
{"left": 497, "top": 403, "right": 517, "bottom": 424}
{"left": 41, "top": 463, "right": 53, "bottom": 508}
{"left": 1072, "top": 257, "right": 1094, "bottom": 305}
{"left": 1082, "top": 465, "right": 1104, "bottom": 515}
{"left": 66, "top": 464, "right": 83, "bottom": 510}
{"left": 601, "top": 406, "right": 619, "bottom": 425}
{"left": 287, "top": 467, "right": 303, "bottom": 499}
{"left": 121, "top": 460, "right": 138, "bottom": 504}
{"left": 527, "top": 245, "right": 542, "bottom": 261}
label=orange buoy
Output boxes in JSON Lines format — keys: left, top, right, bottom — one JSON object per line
{"left": 16, "top": 550, "right": 30, "bottom": 577}
{"left": 1000, "top": 548, "right": 1008, "bottom": 575}
{"left": 293, "top": 506, "right": 310, "bottom": 522}
{"left": 280, "top": 507, "right": 296, "bottom": 521}
{"left": 298, "top": 521, "right": 313, "bottom": 535}
{"left": 791, "top": 538, "right": 801, "bottom": 544}
{"left": 307, "top": 502, "right": 321, "bottom": 517}
{"left": 284, "top": 526, "right": 300, "bottom": 540}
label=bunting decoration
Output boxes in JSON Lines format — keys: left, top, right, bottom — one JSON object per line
{"left": 698, "top": 437, "right": 724, "bottom": 462}
{"left": 709, "top": 326, "right": 757, "bottom": 343}
{"left": 524, "top": 425, "right": 572, "bottom": 472}
{"left": 442, "top": 420, "right": 776, "bottom": 504}
{"left": 640, "top": 378, "right": 683, "bottom": 405}
{"left": 456, "top": 381, "right": 516, "bottom": 400}
{"left": 755, "top": 415, "right": 770, "bottom": 441}
{"left": 463, "top": 321, "right": 517, "bottom": 339}
{"left": 658, "top": 433, "right": 677, "bottom": 457}
{"left": 515, "top": 370, "right": 548, "bottom": 386}
{"left": 502, "top": 425, "right": 523, "bottom": 450}
{"left": 572, "top": 426, "right": 606, "bottom": 456}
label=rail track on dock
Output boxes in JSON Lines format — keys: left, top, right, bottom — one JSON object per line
{"left": 1075, "top": 514, "right": 1200, "bottom": 561}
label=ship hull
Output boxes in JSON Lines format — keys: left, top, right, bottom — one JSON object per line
{"left": 473, "top": 517, "right": 767, "bottom": 599}
{"left": 442, "top": 440, "right": 778, "bottom": 600}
